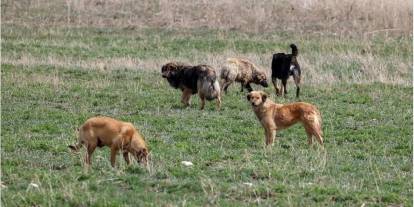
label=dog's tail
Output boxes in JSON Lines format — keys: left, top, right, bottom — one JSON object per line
{"left": 68, "top": 142, "right": 83, "bottom": 152}
{"left": 290, "top": 44, "right": 298, "bottom": 57}
{"left": 68, "top": 128, "right": 83, "bottom": 152}
{"left": 312, "top": 110, "right": 323, "bottom": 136}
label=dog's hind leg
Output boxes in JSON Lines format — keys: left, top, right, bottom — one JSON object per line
{"left": 307, "top": 133, "right": 313, "bottom": 145}
{"left": 281, "top": 79, "right": 287, "bottom": 97}
{"left": 272, "top": 77, "right": 280, "bottom": 96}
{"left": 293, "top": 71, "right": 301, "bottom": 98}
{"left": 304, "top": 126, "right": 314, "bottom": 146}
{"left": 305, "top": 123, "right": 324, "bottom": 147}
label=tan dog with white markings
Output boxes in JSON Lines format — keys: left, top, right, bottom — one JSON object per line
{"left": 69, "top": 116, "right": 149, "bottom": 167}
{"left": 247, "top": 91, "right": 323, "bottom": 146}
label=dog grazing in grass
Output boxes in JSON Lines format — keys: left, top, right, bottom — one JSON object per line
{"left": 247, "top": 91, "right": 323, "bottom": 146}
{"left": 220, "top": 58, "right": 268, "bottom": 93}
{"left": 69, "top": 116, "right": 149, "bottom": 167}
{"left": 161, "top": 62, "right": 221, "bottom": 110}
{"left": 271, "top": 44, "right": 301, "bottom": 97}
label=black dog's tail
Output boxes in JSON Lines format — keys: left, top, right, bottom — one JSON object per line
{"left": 290, "top": 44, "right": 298, "bottom": 57}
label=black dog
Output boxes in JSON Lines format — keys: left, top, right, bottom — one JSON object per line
{"left": 161, "top": 62, "right": 221, "bottom": 110}
{"left": 271, "top": 44, "right": 301, "bottom": 98}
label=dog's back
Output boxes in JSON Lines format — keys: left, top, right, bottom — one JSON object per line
{"left": 80, "top": 116, "right": 132, "bottom": 147}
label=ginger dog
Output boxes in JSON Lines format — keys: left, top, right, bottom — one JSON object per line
{"left": 69, "top": 116, "right": 149, "bottom": 167}
{"left": 247, "top": 91, "right": 323, "bottom": 146}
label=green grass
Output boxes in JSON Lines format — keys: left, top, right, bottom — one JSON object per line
{"left": 1, "top": 26, "right": 412, "bottom": 206}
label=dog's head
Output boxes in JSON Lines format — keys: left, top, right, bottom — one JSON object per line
{"left": 253, "top": 71, "right": 269, "bottom": 88}
{"left": 247, "top": 91, "right": 268, "bottom": 107}
{"left": 161, "top": 62, "right": 180, "bottom": 79}
{"left": 134, "top": 148, "right": 149, "bottom": 165}
{"left": 130, "top": 134, "right": 149, "bottom": 166}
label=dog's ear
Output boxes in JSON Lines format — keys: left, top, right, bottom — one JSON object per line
{"left": 247, "top": 93, "right": 251, "bottom": 101}
{"left": 260, "top": 91, "right": 268, "bottom": 102}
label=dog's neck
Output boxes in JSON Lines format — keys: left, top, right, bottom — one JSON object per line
{"left": 252, "top": 100, "right": 275, "bottom": 116}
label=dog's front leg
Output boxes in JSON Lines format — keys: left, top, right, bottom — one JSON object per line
{"left": 85, "top": 144, "right": 96, "bottom": 166}
{"left": 181, "top": 88, "right": 192, "bottom": 107}
{"left": 221, "top": 80, "right": 232, "bottom": 94}
{"left": 110, "top": 146, "right": 119, "bottom": 167}
{"left": 262, "top": 119, "right": 276, "bottom": 146}
{"left": 245, "top": 83, "right": 253, "bottom": 92}
{"left": 216, "top": 96, "right": 221, "bottom": 111}
{"left": 123, "top": 152, "right": 131, "bottom": 165}
{"left": 264, "top": 128, "right": 276, "bottom": 146}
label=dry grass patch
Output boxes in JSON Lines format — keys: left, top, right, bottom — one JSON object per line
{"left": 2, "top": 0, "right": 412, "bottom": 36}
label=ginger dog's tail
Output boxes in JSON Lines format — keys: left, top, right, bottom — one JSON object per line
{"left": 314, "top": 111, "right": 323, "bottom": 136}
{"left": 69, "top": 128, "right": 83, "bottom": 151}
{"left": 68, "top": 142, "right": 82, "bottom": 151}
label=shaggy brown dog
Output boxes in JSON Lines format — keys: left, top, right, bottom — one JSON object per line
{"left": 69, "top": 116, "right": 149, "bottom": 167}
{"left": 220, "top": 58, "right": 268, "bottom": 93}
{"left": 247, "top": 91, "right": 323, "bottom": 146}
{"left": 161, "top": 62, "right": 221, "bottom": 110}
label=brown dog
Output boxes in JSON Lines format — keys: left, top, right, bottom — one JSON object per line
{"left": 247, "top": 91, "right": 323, "bottom": 146}
{"left": 161, "top": 62, "right": 221, "bottom": 110}
{"left": 220, "top": 58, "right": 268, "bottom": 93}
{"left": 69, "top": 116, "right": 149, "bottom": 167}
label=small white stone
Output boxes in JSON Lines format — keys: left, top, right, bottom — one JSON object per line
{"left": 29, "top": 183, "right": 39, "bottom": 188}
{"left": 181, "top": 161, "right": 193, "bottom": 166}
{"left": 243, "top": 182, "right": 253, "bottom": 187}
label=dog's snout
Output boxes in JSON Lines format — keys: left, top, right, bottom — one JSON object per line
{"left": 262, "top": 82, "right": 269, "bottom": 87}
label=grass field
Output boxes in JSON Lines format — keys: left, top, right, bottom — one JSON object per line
{"left": 1, "top": 25, "right": 413, "bottom": 206}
